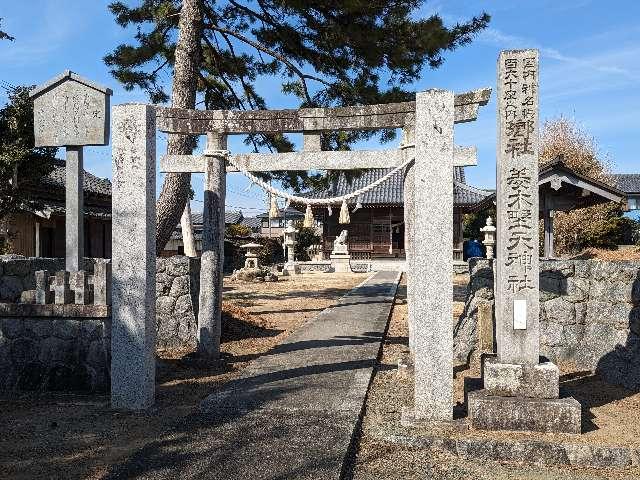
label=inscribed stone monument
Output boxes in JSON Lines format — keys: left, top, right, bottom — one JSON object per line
{"left": 468, "top": 50, "right": 581, "bottom": 434}
{"left": 495, "top": 50, "right": 540, "bottom": 366}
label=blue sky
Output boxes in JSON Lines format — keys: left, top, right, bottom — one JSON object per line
{"left": 1, "top": 0, "right": 639, "bottom": 216}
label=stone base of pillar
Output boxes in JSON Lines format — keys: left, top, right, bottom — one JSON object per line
{"left": 282, "top": 262, "right": 301, "bottom": 276}
{"left": 483, "top": 357, "right": 560, "bottom": 399}
{"left": 467, "top": 389, "right": 581, "bottom": 434}
{"left": 330, "top": 253, "right": 351, "bottom": 273}
{"left": 400, "top": 407, "right": 468, "bottom": 430}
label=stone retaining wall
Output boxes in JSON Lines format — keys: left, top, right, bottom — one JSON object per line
{"left": 0, "top": 308, "right": 110, "bottom": 392}
{"left": 0, "top": 256, "right": 103, "bottom": 303}
{"left": 0, "top": 255, "right": 200, "bottom": 392}
{"left": 454, "top": 258, "right": 640, "bottom": 389}
{"left": 155, "top": 256, "right": 200, "bottom": 349}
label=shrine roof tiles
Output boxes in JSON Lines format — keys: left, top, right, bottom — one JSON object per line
{"left": 611, "top": 174, "right": 640, "bottom": 194}
{"left": 304, "top": 167, "right": 489, "bottom": 207}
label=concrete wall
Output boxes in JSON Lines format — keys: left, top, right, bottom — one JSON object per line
{"left": 454, "top": 258, "right": 640, "bottom": 390}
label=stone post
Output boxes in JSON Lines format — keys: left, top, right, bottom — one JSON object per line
{"left": 35, "top": 270, "right": 52, "bottom": 304}
{"left": 197, "top": 132, "right": 227, "bottom": 357}
{"left": 69, "top": 270, "right": 89, "bottom": 304}
{"left": 402, "top": 124, "right": 416, "bottom": 352}
{"left": 495, "top": 50, "right": 540, "bottom": 366}
{"left": 50, "top": 270, "right": 73, "bottom": 304}
{"left": 412, "top": 90, "right": 455, "bottom": 421}
{"left": 65, "top": 146, "right": 84, "bottom": 271}
{"left": 111, "top": 103, "right": 156, "bottom": 410}
{"left": 93, "top": 259, "right": 112, "bottom": 305}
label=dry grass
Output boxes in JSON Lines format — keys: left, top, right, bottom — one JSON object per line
{"left": 570, "top": 247, "right": 640, "bottom": 261}
{"left": 0, "top": 272, "right": 367, "bottom": 480}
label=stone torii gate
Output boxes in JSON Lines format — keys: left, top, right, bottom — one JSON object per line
{"left": 111, "top": 88, "right": 490, "bottom": 415}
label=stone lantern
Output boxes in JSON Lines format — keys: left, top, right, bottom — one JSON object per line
{"left": 283, "top": 220, "right": 297, "bottom": 264}
{"left": 480, "top": 216, "right": 497, "bottom": 260}
{"left": 240, "top": 243, "right": 262, "bottom": 269}
{"left": 282, "top": 221, "right": 301, "bottom": 275}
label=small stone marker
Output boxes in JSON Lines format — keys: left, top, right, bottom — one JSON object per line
{"left": 93, "top": 259, "right": 112, "bottom": 306}
{"left": 30, "top": 71, "right": 112, "bottom": 271}
{"left": 495, "top": 50, "right": 540, "bottom": 365}
{"left": 35, "top": 270, "right": 53, "bottom": 305}
{"left": 50, "top": 271, "right": 73, "bottom": 305}
{"left": 69, "top": 270, "right": 90, "bottom": 305}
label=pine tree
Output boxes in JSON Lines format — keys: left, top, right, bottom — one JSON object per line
{"left": 0, "top": 18, "right": 14, "bottom": 42}
{"left": 0, "top": 86, "right": 57, "bottom": 224}
{"left": 105, "top": 0, "right": 490, "bottom": 251}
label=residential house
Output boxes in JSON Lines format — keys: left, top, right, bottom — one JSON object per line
{"left": 0, "top": 159, "right": 111, "bottom": 258}
{"left": 256, "top": 206, "right": 306, "bottom": 238}
{"left": 612, "top": 174, "right": 640, "bottom": 213}
{"left": 161, "top": 210, "right": 249, "bottom": 256}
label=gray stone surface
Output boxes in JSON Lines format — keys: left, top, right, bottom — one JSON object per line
{"left": 484, "top": 358, "right": 559, "bottom": 398}
{"left": 69, "top": 270, "right": 89, "bottom": 305}
{"left": 0, "top": 315, "right": 110, "bottom": 392}
{"left": 330, "top": 253, "right": 351, "bottom": 273}
{"left": 93, "top": 259, "right": 112, "bottom": 305}
{"left": 155, "top": 88, "right": 491, "bottom": 135}
{"left": 35, "top": 269, "right": 52, "bottom": 305}
{"left": 495, "top": 49, "right": 540, "bottom": 366}
{"left": 111, "top": 103, "right": 156, "bottom": 410}
{"left": 30, "top": 70, "right": 112, "bottom": 147}
{"left": 297, "top": 261, "right": 331, "bottom": 273}
{"left": 65, "top": 146, "right": 84, "bottom": 271}
{"left": 0, "top": 303, "right": 110, "bottom": 317}
{"left": 168, "top": 146, "right": 479, "bottom": 174}
{"left": 0, "top": 257, "right": 106, "bottom": 303}
{"left": 402, "top": 124, "right": 415, "bottom": 352}
{"left": 412, "top": 89, "right": 455, "bottom": 421}
{"left": 197, "top": 133, "right": 227, "bottom": 358}
{"left": 378, "top": 428, "right": 634, "bottom": 468}
{"left": 50, "top": 271, "right": 72, "bottom": 304}
{"left": 468, "top": 389, "right": 581, "bottom": 434}
{"left": 455, "top": 258, "right": 640, "bottom": 390}
{"left": 155, "top": 256, "right": 200, "bottom": 349}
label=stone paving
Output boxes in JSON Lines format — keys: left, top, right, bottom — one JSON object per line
{"left": 108, "top": 271, "right": 400, "bottom": 479}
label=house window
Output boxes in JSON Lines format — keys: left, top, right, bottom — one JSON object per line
{"left": 629, "top": 196, "right": 639, "bottom": 210}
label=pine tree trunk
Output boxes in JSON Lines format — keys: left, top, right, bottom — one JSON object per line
{"left": 181, "top": 203, "right": 198, "bottom": 257}
{"left": 155, "top": 0, "right": 204, "bottom": 255}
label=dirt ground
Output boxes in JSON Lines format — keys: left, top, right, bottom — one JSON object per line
{"left": 351, "top": 275, "right": 640, "bottom": 480}
{"left": 0, "top": 272, "right": 368, "bottom": 480}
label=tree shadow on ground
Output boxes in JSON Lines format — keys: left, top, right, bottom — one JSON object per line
{"left": 224, "top": 287, "right": 354, "bottom": 302}
{"left": 221, "top": 312, "right": 283, "bottom": 342}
